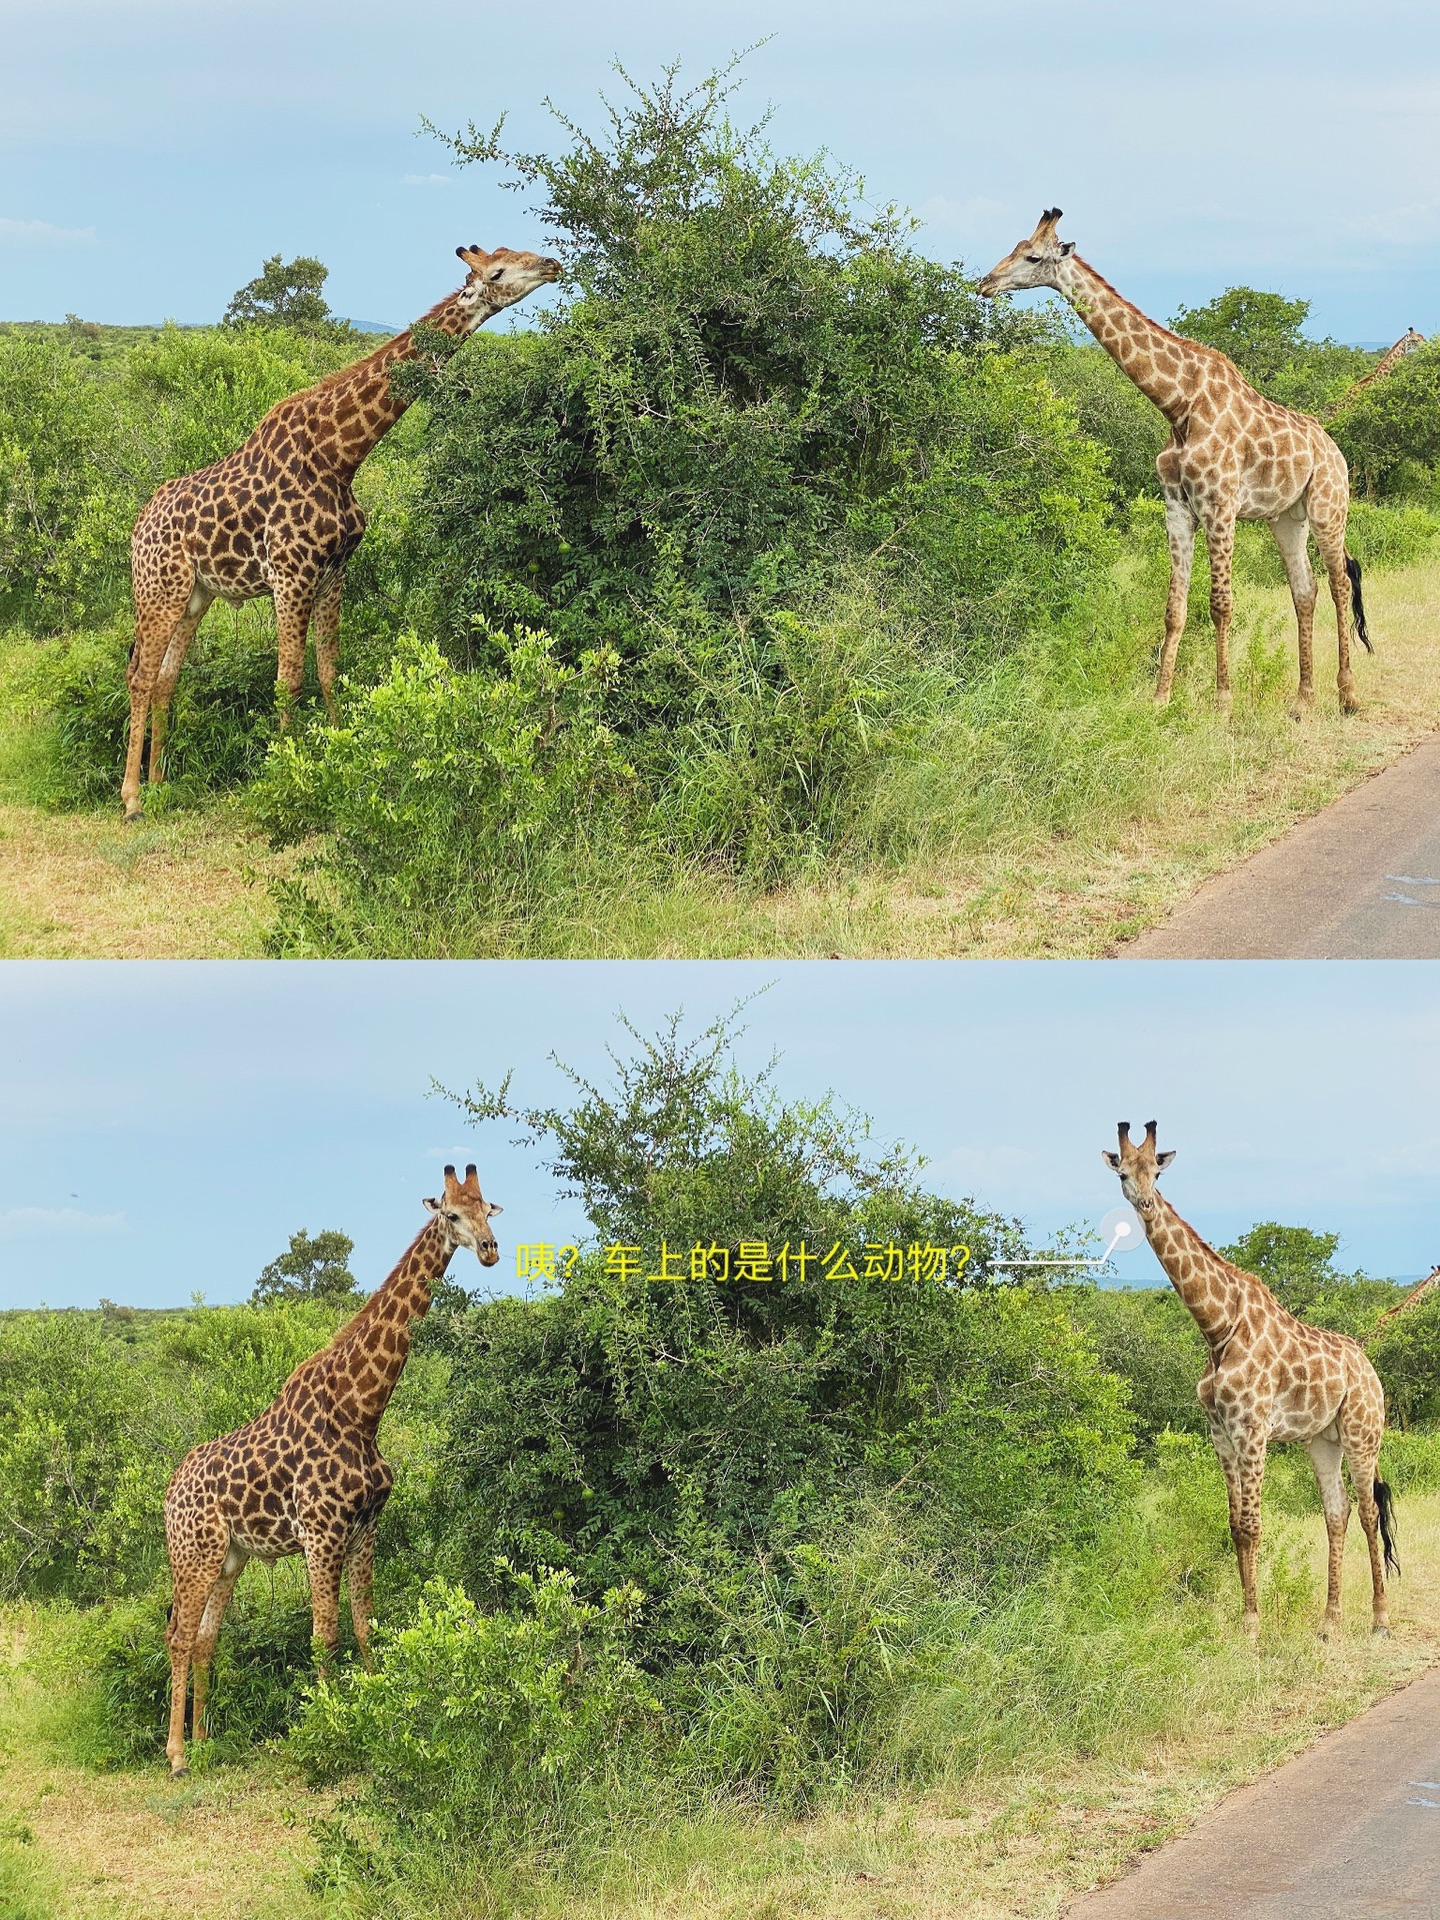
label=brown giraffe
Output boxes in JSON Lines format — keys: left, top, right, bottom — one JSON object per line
{"left": 978, "top": 211, "right": 1371, "bottom": 716}
{"left": 122, "top": 244, "right": 561, "bottom": 821}
{"left": 1102, "top": 1122, "right": 1397, "bottom": 1640}
{"left": 1334, "top": 327, "right": 1425, "bottom": 415}
{"left": 1369, "top": 1261, "right": 1440, "bottom": 1333}
{"left": 161, "top": 1165, "right": 501, "bottom": 1777}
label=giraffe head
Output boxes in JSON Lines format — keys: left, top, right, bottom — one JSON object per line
{"left": 423, "top": 1163, "right": 503, "bottom": 1266}
{"left": 454, "top": 244, "right": 561, "bottom": 329}
{"left": 1100, "top": 1120, "right": 1175, "bottom": 1219}
{"left": 976, "top": 208, "right": 1075, "bottom": 298}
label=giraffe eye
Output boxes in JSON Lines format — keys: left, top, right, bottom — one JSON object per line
{"left": 447, "top": 1211, "right": 460, "bottom": 1222}
{"left": 488, "top": 268, "right": 505, "bottom": 282}
{"left": 1026, "top": 254, "right": 1042, "bottom": 263}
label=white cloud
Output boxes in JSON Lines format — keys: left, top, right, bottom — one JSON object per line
{"left": 0, "top": 216, "right": 97, "bottom": 245}
{"left": 0, "top": 1206, "right": 128, "bottom": 1235}
{"left": 401, "top": 173, "right": 454, "bottom": 188}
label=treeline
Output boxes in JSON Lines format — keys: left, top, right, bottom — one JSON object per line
{"left": 4, "top": 65, "right": 1440, "bottom": 954}
{"left": 5, "top": 1014, "right": 1440, "bottom": 1913}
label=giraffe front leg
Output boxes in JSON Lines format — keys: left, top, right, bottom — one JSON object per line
{"left": 345, "top": 1523, "right": 379, "bottom": 1672}
{"left": 1204, "top": 510, "right": 1237, "bottom": 716}
{"left": 1154, "top": 472, "right": 1196, "bottom": 707}
{"left": 303, "top": 1530, "right": 346, "bottom": 1677}
{"left": 1305, "top": 1432, "right": 1348, "bottom": 1638}
{"left": 311, "top": 571, "right": 345, "bottom": 726}
{"left": 272, "top": 580, "right": 316, "bottom": 731}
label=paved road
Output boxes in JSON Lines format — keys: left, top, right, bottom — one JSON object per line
{"left": 1066, "top": 1666, "right": 1440, "bottom": 1918}
{"left": 1122, "top": 735, "right": 1440, "bottom": 958}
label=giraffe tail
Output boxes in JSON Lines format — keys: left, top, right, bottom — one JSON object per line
{"left": 1375, "top": 1476, "right": 1400, "bottom": 1578}
{"left": 1345, "top": 554, "right": 1373, "bottom": 653}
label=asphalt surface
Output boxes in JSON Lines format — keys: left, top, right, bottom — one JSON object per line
{"left": 1122, "top": 734, "right": 1440, "bottom": 958}
{"left": 1066, "top": 1666, "right": 1440, "bottom": 1918}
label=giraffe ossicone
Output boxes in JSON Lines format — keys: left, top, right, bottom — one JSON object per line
{"left": 979, "top": 211, "right": 1371, "bottom": 717}
{"left": 1102, "top": 1120, "right": 1397, "bottom": 1640}
{"left": 121, "top": 245, "right": 561, "bottom": 822}
{"left": 160, "top": 1165, "right": 503, "bottom": 1778}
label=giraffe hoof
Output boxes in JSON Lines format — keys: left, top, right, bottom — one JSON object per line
{"left": 169, "top": 1763, "right": 189, "bottom": 1780}
{"left": 1372, "top": 1623, "right": 1391, "bottom": 1639}
{"left": 1214, "top": 691, "right": 1234, "bottom": 716}
{"left": 123, "top": 807, "right": 144, "bottom": 825}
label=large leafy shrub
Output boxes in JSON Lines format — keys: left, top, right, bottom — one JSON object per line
{"left": 422, "top": 1009, "right": 1135, "bottom": 1651}
{"left": 402, "top": 63, "right": 1107, "bottom": 673}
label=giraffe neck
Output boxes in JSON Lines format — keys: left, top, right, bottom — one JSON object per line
{"left": 318, "top": 1217, "right": 451, "bottom": 1432}
{"left": 1053, "top": 255, "right": 1208, "bottom": 426}
{"left": 1139, "top": 1195, "right": 1253, "bottom": 1349}
{"left": 288, "top": 287, "right": 498, "bottom": 480}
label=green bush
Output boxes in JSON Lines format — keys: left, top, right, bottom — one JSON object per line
{"left": 293, "top": 1571, "right": 658, "bottom": 1863}
{"left": 254, "top": 628, "right": 634, "bottom": 951}
{"left": 403, "top": 64, "right": 1104, "bottom": 672}
{"left": 421, "top": 1010, "right": 1134, "bottom": 1651}
{"left": 83, "top": 1582, "right": 318, "bottom": 1767}
{"left": 1067, "top": 1285, "right": 1207, "bottom": 1446}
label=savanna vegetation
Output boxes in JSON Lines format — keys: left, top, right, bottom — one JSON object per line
{"left": 5, "top": 62, "right": 1440, "bottom": 958}
{"left": 4, "top": 1010, "right": 1440, "bottom": 1918}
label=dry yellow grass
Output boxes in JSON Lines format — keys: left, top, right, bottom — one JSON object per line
{"left": 0, "top": 800, "right": 285, "bottom": 960}
{"left": 4, "top": 1496, "right": 1440, "bottom": 1920}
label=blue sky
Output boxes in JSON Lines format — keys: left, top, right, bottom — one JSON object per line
{"left": 5, "top": 960, "right": 1440, "bottom": 1310}
{"left": 4, "top": 0, "right": 1438, "bottom": 339}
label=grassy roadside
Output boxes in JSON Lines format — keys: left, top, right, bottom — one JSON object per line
{"left": 4, "top": 1491, "right": 1440, "bottom": 1920}
{"left": 2, "top": 553, "right": 1438, "bottom": 960}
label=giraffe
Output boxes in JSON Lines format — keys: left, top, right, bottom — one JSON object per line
{"left": 1333, "top": 327, "right": 1425, "bottom": 415}
{"left": 1102, "top": 1122, "right": 1397, "bottom": 1640}
{"left": 160, "top": 1165, "right": 502, "bottom": 1777}
{"left": 121, "top": 243, "right": 561, "bottom": 821}
{"left": 1369, "top": 1261, "right": 1440, "bottom": 1334}
{"left": 978, "top": 211, "right": 1371, "bottom": 716}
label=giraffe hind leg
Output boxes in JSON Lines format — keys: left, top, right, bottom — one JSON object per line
{"left": 1269, "top": 507, "right": 1319, "bottom": 718}
{"left": 1305, "top": 1429, "right": 1348, "bottom": 1636}
{"left": 165, "top": 1530, "right": 230, "bottom": 1777}
{"left": 148, "top": 582, "right": 216, "bottom": 787}
{"left": 190, "top": 1538, "right": 249, "bottom": 1744}
{"left": 124, "top": 577, "right": 198, "bottom": 822}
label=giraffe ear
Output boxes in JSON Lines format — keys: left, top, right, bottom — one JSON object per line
{"left": 1155, "top": 1150, "right": 1177, "bottom": 1171}
{"left": 1059, "top": 241, "right": 1076, "bottom": 256}
{"left": 485, "top": 1202, "right": 504, "bottom": 1217}
{"left": 1101, "top": 1150, "right": 1122, "bottom": 1171}
{"left": 423, "top": 1195, "right": 441, "bottom": 1213}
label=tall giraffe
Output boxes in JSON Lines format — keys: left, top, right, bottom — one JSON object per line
{"left": 1102, "top": 1123, "right": 1396, "bottom": 1639}
{"left": 978, "top": 211, "right": 1371, "bottom": 716}
{"left": 1334, "top": 327, "right": 1425, "bottom": 415}
{"left": 122, "top": 244, "right": 560, "bottom": 821}
{"left": 161, "top": 1165, "right": 502, "bottom": 1777}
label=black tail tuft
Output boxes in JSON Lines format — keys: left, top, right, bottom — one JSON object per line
{"left": 1346, "top": 553, "right": 1373, "bottom": 653}
{"left": 1376, "top": 1476, "right": 1400, "bottom": 1578}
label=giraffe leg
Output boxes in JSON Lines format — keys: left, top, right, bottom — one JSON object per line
{"left": 1345, "top": 1448, "right": 1392, "bottom": 1635}
{"left": 311, "top": 571, "right": 345, "bottom": 726}
{"left": 302, "top": 1529, "right": 346, "bottom": 1675}
{"left": 124, "top": 578, "right": 197, "bottom": 822}
{"left": 190, "top": 1539, "right": 249, "bottom": 1743}
{"left": 1311, "top": 514, "right": 1360, "bottom": 714}
{"left": 148, "top": 581, "right": 216, "bottom": 787}
{"left": 1215, "top": 1431, "right": 1267, "bottom": 1636}
{"left": 1269, "top": 507, "right": 1318, "bottom": 718}
{"left": 164, "top": 1534, "right": 229, "bottom": 1777}
{"left": 1202, "top": 508, "right": 1237, "bottom": 715}
{"left": 1305, "top": 1430, "right": 1348, "bottom": 1637}
{"left": 272, "top": 579, "right": 316, "bottom": 729}
{"left": 1153, "top": 471, "right": 1196, "bottom": 707}
{"left": 345, "top": 1524, "right": 379, "bottom": 1672}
